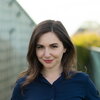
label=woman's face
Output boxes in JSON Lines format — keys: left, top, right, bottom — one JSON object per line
{"left": 36, "top": 32, "right": 66, "bottom": 69}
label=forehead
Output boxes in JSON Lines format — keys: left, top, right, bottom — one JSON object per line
{"left": 37, "top": 32, "right": 62, "bottom": 44}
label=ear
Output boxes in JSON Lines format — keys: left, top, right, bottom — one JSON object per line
{"left": 63, "top": 48, "right": 66, "bottom": 53}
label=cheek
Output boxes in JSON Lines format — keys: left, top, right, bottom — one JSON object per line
{"left": 36, "top": 50, "right": 43, "bottom": 58}
{"left": 53, "top": 50, "right": 64, "bottom": 58}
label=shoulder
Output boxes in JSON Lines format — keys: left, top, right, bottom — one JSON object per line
{"left": 11, "top": 76, "right": 27, "bottom": 100}
{"left": 16, "top": 76, "right": 27, "bottom": 86}
{"left": 74, "top": 71, "right": 88, "bottom": 78}
{"left": 72, "top": 71, "right": 97, "bottom": 87}
{"left": 12, "top": 76, "right": 27, "bottom": 91}
{"left": 71, "top": 71, "right": 90, "bottom": 82}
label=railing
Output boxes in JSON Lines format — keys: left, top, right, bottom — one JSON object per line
{"left": 89, "top": 47, "right": 100, "bottom": 93}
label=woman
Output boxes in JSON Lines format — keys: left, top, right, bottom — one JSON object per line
{"left": 11, "top": 20, "right": 100, "bottom": 100}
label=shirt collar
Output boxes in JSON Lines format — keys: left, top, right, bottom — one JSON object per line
{"left": 37, "top": 72, "right": 65, "bottom": 85}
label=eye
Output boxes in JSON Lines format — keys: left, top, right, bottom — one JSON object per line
{"left": 51, "top": 44, "right": 58, "bottom": 48}
{"left": 36, "top": 45, "right": 44, "bottom": 49}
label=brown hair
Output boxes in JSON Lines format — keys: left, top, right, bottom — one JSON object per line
{"left": 18, "top": 20, "right": 77, "bottom": 88}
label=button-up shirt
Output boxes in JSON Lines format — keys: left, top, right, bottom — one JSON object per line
{"left": 11, "top": 72, "right": 100, "bottom": 100}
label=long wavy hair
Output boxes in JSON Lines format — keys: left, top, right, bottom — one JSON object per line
{"left": 18, "top": 20, "right": 77, "bottom": 88}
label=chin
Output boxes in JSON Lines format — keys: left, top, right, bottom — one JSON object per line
{"left": 43, "top": 65, "right": 54, "bottom": 69}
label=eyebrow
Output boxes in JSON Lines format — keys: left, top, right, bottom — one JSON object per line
{"left": 37, "top": 43, "right": 58, "bottom": 46}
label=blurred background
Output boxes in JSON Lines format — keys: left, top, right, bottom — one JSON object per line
{"left": 0, "top": 0, "right": 100, "bottom": 100}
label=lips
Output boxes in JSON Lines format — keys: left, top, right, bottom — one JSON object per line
{"left": 43, "top": 60, "right": 53, "bottom": 63}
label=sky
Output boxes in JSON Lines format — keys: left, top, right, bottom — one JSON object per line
{"left": 17, "top": 0, "right": 100, "bottom": 36}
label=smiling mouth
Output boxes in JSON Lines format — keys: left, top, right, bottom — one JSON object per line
{"left": 43, "top": 60, "right": 53, "bottom": 63}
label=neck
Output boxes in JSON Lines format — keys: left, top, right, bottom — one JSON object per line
{"left": 41, "top": 66, "right": 63, "bottom": 83}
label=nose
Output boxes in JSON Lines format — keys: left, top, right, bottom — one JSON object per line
{"left": 43, "top": 48, "right": 51, "bottom": 58}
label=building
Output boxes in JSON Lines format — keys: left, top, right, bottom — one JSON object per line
{"left": 0, "top": 0, "right": 36, "bottom": 100}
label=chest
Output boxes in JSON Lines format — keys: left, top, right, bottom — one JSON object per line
{"left": 22, "top": 81, "right": 85, "bottom": 100}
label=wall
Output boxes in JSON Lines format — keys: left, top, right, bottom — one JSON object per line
{"left": 0, "top": 0, "right": 35, "bottom": 100}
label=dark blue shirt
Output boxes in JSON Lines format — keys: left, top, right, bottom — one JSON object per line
{"left": 11, "top": 72, "right": 100, "bottom": 100}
